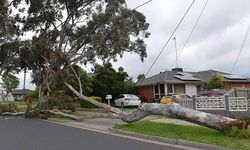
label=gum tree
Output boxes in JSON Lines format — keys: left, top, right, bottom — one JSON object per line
{"left": 14, "top": 0, "right": 149, "bottom": 103}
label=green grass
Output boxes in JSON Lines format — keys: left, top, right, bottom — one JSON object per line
{"left": 0, "top": 101, "right": 38, "bottom": 112}
{"left": 114, "top": 121, "right": 250, "bottom": 150}
{"left": 76, "top": 108, "right": 109, "bottom": 113}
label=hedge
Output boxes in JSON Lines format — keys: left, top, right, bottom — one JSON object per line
{"left": 78, "top": 96, "right": 102, "bottom": 108}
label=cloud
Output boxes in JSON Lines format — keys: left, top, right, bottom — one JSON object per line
{"left": 15, "top": 0, "right": 250, "bottom": 88}
{"left": 111, "top": 0, "right": 250, "bottom": 80}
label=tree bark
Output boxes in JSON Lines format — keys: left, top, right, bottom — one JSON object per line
{"left": 46, "top": 110, "right": 81, "bottom": 121}
{"left": 38, "top": 74, "right": 50, "bottom": 103}
{"left": 65, "top": 82, "right": 247, "bottom": 131}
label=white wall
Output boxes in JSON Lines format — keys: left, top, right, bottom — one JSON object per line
{"left": 185, "top": 84, "right": 197, "bottom": 97}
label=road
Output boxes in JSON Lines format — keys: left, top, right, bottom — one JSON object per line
{"left": 0, "top": 117, "right": 189, "bottom": 150}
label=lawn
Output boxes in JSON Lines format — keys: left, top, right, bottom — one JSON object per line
{"left": 0, "top": 101, "right": 38, "bottom": 112}
{"left": 114, "top": 121, "right": 250, "bottom": 150}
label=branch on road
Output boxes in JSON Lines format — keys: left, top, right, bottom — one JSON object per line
{"left": 2, "top": 112, "right": 25, "bottom": 116}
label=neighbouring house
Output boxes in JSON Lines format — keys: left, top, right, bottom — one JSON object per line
{"left": 138, "top": 68, "right": 250, "bottom": 102}
{"left": 12, "top": 89, "right": 32, "bottom": 100}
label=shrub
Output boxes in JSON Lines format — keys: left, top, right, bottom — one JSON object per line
{"left": 24, "top": 88, "right": 39, "bottom": 100}
{"left": 48, "top": 95, "right": 75, "bottom": 112}
{"left": 0, "top": 102, "right": 17, "bottom": 113}
{"left": 139, "top": 96, "right": 147, "bottom": 103}
{"left": 78, "top": 96, "right": 102, "bottom": 108}
{"left": 36, "top": 92, "right": 75, "bottom": 112}
{"left": 226, "top": 127, "right": 250, "bottom": 139}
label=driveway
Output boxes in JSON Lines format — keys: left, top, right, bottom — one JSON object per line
{"left": 0, "top": 117, "right": 189, "bottom": 150}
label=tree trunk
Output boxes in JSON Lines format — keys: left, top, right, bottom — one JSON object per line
{"left": 65, "top": 82, "right": 248, "bottom": 131}
{"left": 38, "top": 75, "right": 49, "bottom": 103}
{"left": 38, "top": 82, "right": 49, "bottom": 103}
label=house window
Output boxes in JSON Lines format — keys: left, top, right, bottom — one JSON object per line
{"left": 154, "top": 85, "right": 159, "bottom": 99}
{"left": 167, "top": 84, "right": 173, "bottom": 94}
{"left": 174, "top": 84, "right": 185, "bottom": 94}
{"left": 160, "top": 84, "right": 165, "bottom": 98}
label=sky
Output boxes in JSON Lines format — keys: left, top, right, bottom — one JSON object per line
{"left": 111, "top": 0, "right": 250, "bottom": 79}
{"left": 17, "top": 0, "right": 250, "bottom": 90}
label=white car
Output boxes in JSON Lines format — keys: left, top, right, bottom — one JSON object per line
{"left": 114, "top": 94, "right": 141, "bottom": 108}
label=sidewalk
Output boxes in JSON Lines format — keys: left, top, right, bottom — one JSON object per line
{"left": 49, "top": 113, "right": 199, "bottom": 132}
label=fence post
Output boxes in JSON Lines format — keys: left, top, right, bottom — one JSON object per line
{"left": 234, "top": 88, "right": 237, "bottom": 97}
{"left": 225, "top": 95, "right": 230, "bottom": 117}
{"left": 247, "top": 89, "right": 250, "bottom": 99}
{"left": 192, "top": 96, "right": 196, "bottom": 110}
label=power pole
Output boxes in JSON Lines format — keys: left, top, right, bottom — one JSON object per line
{"left": 23, "top": 68, "right": 26, "bottom": 100}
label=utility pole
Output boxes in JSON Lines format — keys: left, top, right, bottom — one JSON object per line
{"left": 23, "top": 68, "right": 26, "bottom": 100}
{"left": 173, "top": 37, "right": 178, "bottom": 68}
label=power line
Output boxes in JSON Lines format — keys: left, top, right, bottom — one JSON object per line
{"left": 230, "top": 24, "right": 250, "bottom": 74}
{"left": 142, "top": 0, "right": 196, "bottom": 80}
{"left": 133, "top": 0, "right": 152, "bottom": 10}
{"left": 170, "top": 0, "right": 209, "bottom": 69}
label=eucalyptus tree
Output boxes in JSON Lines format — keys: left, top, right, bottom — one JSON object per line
{"left": 0, "top": 0, "right": 21, "bottom": 75}
{"left": 14, "top": 0, "right": 149, "bottom": 103}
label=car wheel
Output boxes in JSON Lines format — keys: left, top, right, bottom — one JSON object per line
{"left": 121, "top": 102, "right": 124, "bottom": 108}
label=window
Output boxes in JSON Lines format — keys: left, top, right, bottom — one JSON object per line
{"left": 154, "top": 85, "right": 159, "bottom": 99}
{"left": 160, "top": 84, "right": 165, "bottom": 98}
{"left": 174, "top": 84, "right": 185, "bottom": 94}
{"left": 167, "top": 84, "right": 173, "bottom": 94}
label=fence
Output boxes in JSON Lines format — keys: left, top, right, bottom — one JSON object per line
{"left": 175, "top": 96, "right": 250, "bottom": 118}
{"left": 195, "top": 96, "right": 249, "bottom": 111}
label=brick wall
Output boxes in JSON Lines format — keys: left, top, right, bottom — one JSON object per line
{"left": 138, "top": 85, "right": 154, "bottom": 103}
{"left": 224, "top": 82, "right": 250, "bottom": 91}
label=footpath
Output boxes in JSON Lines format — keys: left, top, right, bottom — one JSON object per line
{"left": 47, "top": 111, "right": 234, "bottom": 150}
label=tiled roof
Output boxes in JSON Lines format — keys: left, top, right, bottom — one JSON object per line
{"left": 137, "top": 69, "right": 250, "bottom": 86}
{"left": 12, "top": 89, "right": 32, "bottom": 95}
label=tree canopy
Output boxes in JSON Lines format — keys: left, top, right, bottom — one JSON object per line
{"left": 0, "top": 0, "right": 149, "bottom": 102}
{"left": 1, "top": 72, "right": 20, "bottom": 100}
{"left": 92, "top": 63, "right": 137, "bottom": 100}
{"left": 203, "top": 73, "right": 224, "bottom": 89}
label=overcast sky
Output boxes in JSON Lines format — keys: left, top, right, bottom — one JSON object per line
{"left": 112, "top": 0, "right": 250, "bottom": 79}
{"left": 18, "top": 0, "right": 250, "bottom": 90}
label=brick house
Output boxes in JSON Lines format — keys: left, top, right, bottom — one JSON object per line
{"left": 138, "top": 68, "right": 250, "bottom": 102}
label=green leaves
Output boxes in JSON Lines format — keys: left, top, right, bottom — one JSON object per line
{"left": 1, "top": 72, "right": 20, "bottom": 95}
{"left": 203, "top": 73, "right": 224, "bottom": 89}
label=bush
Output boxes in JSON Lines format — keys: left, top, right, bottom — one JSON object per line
{"left": 24, "top": 88, "right": 39, "bottom": 100}
{"left": 226, "top": 127, "right": 250, "bottom": 139}
{"left": 139, "top": 96, "right": 147, "bottom": 103}
{"left": 0, "top": 102, "right": 17, "bottom": 113}
{"left": 36, "top": 92, "right": 75, "bottom": 112}
{"left": 48, "top": 95, "right": 75, "bottom": 112}
{"left": 78, "top": 96, "right": 102, "bottom": 108}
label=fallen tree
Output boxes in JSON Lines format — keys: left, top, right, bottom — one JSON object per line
{"left": 65, "top": 82, "right": 248, "bottom": 132}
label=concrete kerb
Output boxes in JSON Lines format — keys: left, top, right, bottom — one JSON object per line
{"left": 41, "top": 117, "right": 235, "bottom": 150}
{"left": 109, "top": 128, "right": 235, "bottom": 150}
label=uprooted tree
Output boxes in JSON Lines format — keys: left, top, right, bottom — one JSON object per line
{"left": 1, "top": 0, "right": 248, "bottom": 132}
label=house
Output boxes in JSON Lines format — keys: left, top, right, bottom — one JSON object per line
{"left": 138, "top": 68, "right": 250, "bottom": 102}
{"left": 12, "top": 89, "right": 32, "bottom": 100}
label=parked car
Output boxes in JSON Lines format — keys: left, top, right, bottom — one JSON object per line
{"left": 198, "top": 89, "right": 226, "bottom": 97}
{"left": 160, "top": 94, "right": 191, "bottom": 104}
{"left": 114, "top": 94, "right": 141, "bottom": 108}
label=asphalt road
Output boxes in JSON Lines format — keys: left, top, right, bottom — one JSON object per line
{"left": 0, "top": 117, "right": 186, "bottom": 150}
